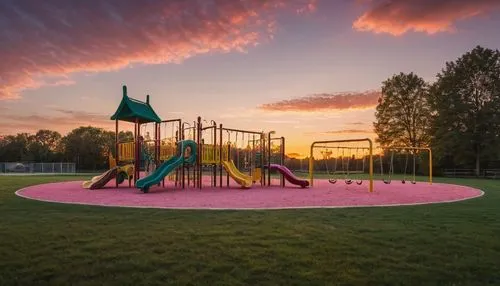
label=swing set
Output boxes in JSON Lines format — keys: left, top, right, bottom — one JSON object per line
{"left": 309, "top": 139, "right": 374, "bottom": 192}
{"left": 324, "top": 147, "right": 369, "bottom": 186}
{"left": 378, "top": 147, "right": 433, "bottom": 185}
{"left": 310, "top": 140, "right": 432, "bottom": 192}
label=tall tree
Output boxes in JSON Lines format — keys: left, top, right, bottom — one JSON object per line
{"left": 61, "top": 126, "right": 112, "bottom": 170}
{"left": 34, "top": 130, "right": 62, "bottom": 151}
{"left": 429, "top": 46, "right": 500, "bottom": 175}
{"left": 0, "top": 133, "right": 34, "bottom": 162}
{"left": 27, "top": 130, "right": 62, "bottom": 161}
{"left": 374, "top": 72, "right": 431, "bottom": 148}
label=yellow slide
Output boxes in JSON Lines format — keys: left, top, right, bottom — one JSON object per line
{"left": 82, "top": 164, "right": 134, "bottom": 189}
{"left": 82, "top": 167, "right": 118, "bottom": 189}
{"left": 222, "top": 160, "right": 253, "bottom": 188}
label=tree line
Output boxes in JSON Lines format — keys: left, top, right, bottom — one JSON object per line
{"left": 374, "top": 46, "right": 500, "bottom": 176}
{"left": 0, "top": 127, "right": 133, "bottom": 171}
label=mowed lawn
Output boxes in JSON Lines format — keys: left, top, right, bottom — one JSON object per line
{"left": 0, "top": 176, "right": 499, "bottom": 285}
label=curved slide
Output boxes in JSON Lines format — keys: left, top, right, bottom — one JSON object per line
{"left": 222, "top": 160, "right": 253, "bottom": 188}
{"left": 136, "top": 140, "right": 197, "bottom": 193}
{"left": 268, "top": 164, "right": 309, "bottom": 188}
{"left": 82, "top": 167, "right": 118, "bottom": 190}
{"left": 82, "top": 164, "right": 134, "bottom": 190}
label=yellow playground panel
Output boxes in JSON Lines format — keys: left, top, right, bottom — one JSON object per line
{"left": 160, "top": 144, "right": 176, "bottom": 161}
{"left": 108, "top": 154, "right": 117, "bottom": 168}
{"left": 118, "top": 142, "right": 135, "bottom": 162}
{"left": 201, "top": 143, "right": 229, "bottom": 164}
{"left": 309, "top": 138, "right": 374, "bottom": 192}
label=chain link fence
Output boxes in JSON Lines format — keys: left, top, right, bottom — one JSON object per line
{"left": 0, "top": 162, "right": 76, "bottom": 174}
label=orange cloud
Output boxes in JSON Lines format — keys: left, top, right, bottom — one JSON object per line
{"left": 353, "top": 0, "right": 500, "bottom": 36}
{"left": 322, "top": 129, "right": 373, "bottom": 135}
{"left": 0, "top": 0, "right": 315, "bottom": 99}
{"left": 259, "top": 91, "right": 381, "bottom": 112}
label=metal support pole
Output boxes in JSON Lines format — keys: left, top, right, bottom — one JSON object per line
{"left": 429, "top": 149, "right": 433, "bottom": 184}
{"left": 212, "top": 121, "right": 217, "bottom": 187}
{"left": 261, "top": 135, "right": 265, "bottom": 185}
{"left": 197, "top": 116, "right": 202, "bottom": 189}
{"left": 267, "top": 131, "right": 275, "bottom": 186}
{"left": 368, "top": 140, "right": 373, "bottom": 193}
{"left": 115, "top": 119, "right": 119, "bottom": 187}
{"left": 227, "top": 143, "right": 230, "bottom": 187}
{"left": 281, "top": 136, "right": 285, "bottom": 188}
{"left": 135, "top": 119, "right": 141, "bottom": 185}
{"left": 219, "top": 124, "right": 223, "bottom": 188}
{"left": 181, "top": 123, "right": 186, "bottom": 189}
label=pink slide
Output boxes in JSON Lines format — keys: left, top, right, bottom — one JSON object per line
{"left": 268, "top": 164, "right": 309, "bottom": 188}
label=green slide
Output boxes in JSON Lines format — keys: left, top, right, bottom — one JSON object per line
{"left": 136, "top": 140, "right": 197, "bottom": 193}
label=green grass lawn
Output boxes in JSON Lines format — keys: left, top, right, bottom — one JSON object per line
{"left": 0, "top": 176, "right": 499, "bottom": 285}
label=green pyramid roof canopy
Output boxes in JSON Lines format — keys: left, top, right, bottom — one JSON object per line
{"left": 111, "top": 85, "right": 162, "bottom": 123}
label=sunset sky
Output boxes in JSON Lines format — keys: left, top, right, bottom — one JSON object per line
{"left": 1, "top": 0, "right": 500, "bottom": 155}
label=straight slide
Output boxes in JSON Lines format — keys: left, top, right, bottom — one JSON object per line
{"left": 222, "top": 160, "right": 253, "bottom": 188}
{"left": 82, "top": 167, "right": 118, "bottom": 190}
{"left": 268, "top": 164, "right": 309, "bottom": 188}
{"left": 136, "top": 140, "right": 197, "bottom": 193}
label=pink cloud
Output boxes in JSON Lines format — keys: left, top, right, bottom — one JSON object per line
{"left": 305, "top": 129, "right": 374, "bottom": 136}
{"left": 259, "top": 91, "right": 381, "bottom": 112}
{"left": 0, "top": 0, "right": 315, "bottom": 99}
{"left": 353, "top": 0, "right": 500, "bottom": 36}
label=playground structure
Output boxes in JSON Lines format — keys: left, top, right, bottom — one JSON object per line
{"left": 84, "top": 85, "right": 431, "bottom": 193}
{"left": 85, "top": 85, "right": 307, "bottom": 193}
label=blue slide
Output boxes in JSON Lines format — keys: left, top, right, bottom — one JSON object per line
{"left": 136, "top": 140, "right": 197, "bottom": 193}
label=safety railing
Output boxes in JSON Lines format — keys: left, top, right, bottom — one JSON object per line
{"left": 118, "top": 142, "right": 135, "bottom": 162}
{"left": 201, "top": 144, "right": 229, "bottom": 164}
{"left": 160, "top": 144, "right": 176, "bottom": 161}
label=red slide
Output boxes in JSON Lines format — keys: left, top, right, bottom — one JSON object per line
{"left": 268, "top": 164, "right": 309, "bottom": 188}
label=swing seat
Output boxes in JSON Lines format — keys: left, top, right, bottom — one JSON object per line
{"left": 401, "top": 180, "right": 406, "bottom": 184}
{"left": 328, "top": 179, "right": 337, "bottom": 184}
{"left": 345, "top": 179, "right": 353, "bottom": 185}
{"left": 356, "top": 180, "right": 362, "bottom": 185}
{"left": 411, "top": 181, "right": 417, "bottom": 184}
{"left": 383, "top": 179, "right": 391, "bottom": 184}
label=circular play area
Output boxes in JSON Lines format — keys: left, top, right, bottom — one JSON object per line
{"left": 16, "top": 178, "right": 483, "bottom": 210}
{"left": 16, "top": 85, "right": 483, "bottom": 210}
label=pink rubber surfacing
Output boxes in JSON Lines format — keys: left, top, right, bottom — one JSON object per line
{"left": 16, "top": 177, "right": 483, "bottom": 210}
